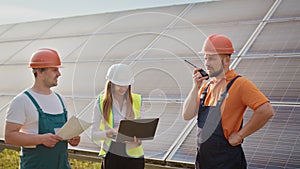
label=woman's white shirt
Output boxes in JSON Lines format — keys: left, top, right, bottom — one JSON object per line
{"left": 91, "top": 95, "right": 144, "bottom": 142}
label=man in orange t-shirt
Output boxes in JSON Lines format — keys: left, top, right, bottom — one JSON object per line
{"left": 182, "top": 34, "right": 274, "bottom": 169}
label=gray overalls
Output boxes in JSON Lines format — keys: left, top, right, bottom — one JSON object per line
{"left": 196, "top": 76, "right": 247, "bottom": 169}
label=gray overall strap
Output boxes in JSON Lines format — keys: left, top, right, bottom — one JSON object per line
{"left": 200, "top": 75, "right": 241, "bottom": 141}
{"left": 218, "top": 75, "right": 241, "bottom": 105}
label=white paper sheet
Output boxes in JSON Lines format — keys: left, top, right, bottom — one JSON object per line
{"left": 56, "top": 115, "right": 92, "bottom": 140}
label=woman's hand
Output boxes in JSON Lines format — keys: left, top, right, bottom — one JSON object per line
{"left": 124, "top": 136, "right": 142, "bottom": 145}
{"left": 106, "top": 128, "right": 118, "bottom": 139}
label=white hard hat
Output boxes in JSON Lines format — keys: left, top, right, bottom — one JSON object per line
{"left": 106, "top": 64, "right": 134, "bottom": 86}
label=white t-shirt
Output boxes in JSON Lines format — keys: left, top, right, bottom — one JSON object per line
{"left": 5, "top": 89, "right": 67, "bottom": 134}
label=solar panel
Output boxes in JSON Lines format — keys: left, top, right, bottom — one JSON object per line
{"left": 235, "top": 56, "right": 300, "bottom": 102}
{"left": 244, "top": 106, "right": 300, "bottom": 168}
{"left": 0, "top": 0, "right": 300, "bottom": 168}
{"left": 169, "top": 106, "right": 300, "bottom": 168}
{"left": 248, "top": 21, "right": 300, "bottom": 54}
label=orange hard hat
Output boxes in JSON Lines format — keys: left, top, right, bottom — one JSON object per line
{"left": 29, "top": 48, "right": 61, "bottom": 68}
{"left": 201, "top": 34, "right": 234, "bottom": 54}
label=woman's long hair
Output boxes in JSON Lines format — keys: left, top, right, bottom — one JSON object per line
{"left": 102, "top": 81, "right": 135, "bottom": 123}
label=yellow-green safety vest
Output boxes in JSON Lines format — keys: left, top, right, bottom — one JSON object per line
{"left": 98, "top": 93, "right": 144, "bottom": 158}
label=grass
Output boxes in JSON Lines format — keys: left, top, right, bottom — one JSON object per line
{"left": 0, "top": 149, "right": 101, "bottom": 169}
{"left": 0, "top": 149, "right": 19, "bottom": 168}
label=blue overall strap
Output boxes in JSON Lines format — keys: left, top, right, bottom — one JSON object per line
{"left": 218, "top": 75, "right": 241, "bottom": 104}
{"left": 228, "top": 75, "right": 243, "bottom": 130}
{"left": 24, "top": 91, "right": 42, "bottom": 112}
{"left": 226, "top": 75, "right": 241, "bottom": 92}
{"left": 219, "top": 75, "right": 243, "bottom": 138}
{"left": 201, "top": 75, "right": 241, "bottom": 105}
{"left": 198, "top": 75, "right": 242, "bottom": 128}
{"left": 200, "top": 85, "right": 210, "bottom": 105}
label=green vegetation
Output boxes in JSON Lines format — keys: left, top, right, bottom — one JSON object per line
{"left": 0, "top": 149, "right": 19, "bottom": 168}
{"left": 0, "top": 149, "right": 101, "bottom": 169}
{"left": 69, "top": 158, "right": 101, "bottom": 169}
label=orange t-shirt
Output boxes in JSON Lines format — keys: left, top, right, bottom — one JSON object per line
{"left": 197, "top": 70, "right": 269, "bottom": 139}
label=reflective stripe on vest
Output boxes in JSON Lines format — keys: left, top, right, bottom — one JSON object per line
{"left": 98, "top": 93, "right": 144, "bottom": 158}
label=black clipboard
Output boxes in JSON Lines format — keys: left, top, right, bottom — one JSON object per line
{"left": 114, "top": 118, "right": 159, "bottom": 142}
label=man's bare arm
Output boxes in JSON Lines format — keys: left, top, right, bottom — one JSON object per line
{"left": 5, "top": 122, "right": 62, "bottom": 148}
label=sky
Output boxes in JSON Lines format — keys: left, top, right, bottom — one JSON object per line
{"left": 0, "top": 0, "right": 210, "bottom": 25}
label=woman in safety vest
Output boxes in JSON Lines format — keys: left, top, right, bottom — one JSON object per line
{"left": 91, "top": 63, "right": 145, "bottom": 169}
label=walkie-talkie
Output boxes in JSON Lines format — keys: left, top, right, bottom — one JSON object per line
{"left": 184, "top": 59, "right": 209, "bottom": 80}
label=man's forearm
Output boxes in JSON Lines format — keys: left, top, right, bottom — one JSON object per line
{"left": 5, "top": 131, "right": 42, "bottom": 146}
{"left": 182, "top": 86, "right": 199, "bottom": 120}
{"left": 238, "top": 102, "right": 274, "bottom": 138}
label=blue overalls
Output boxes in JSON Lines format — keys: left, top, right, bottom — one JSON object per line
{"left": 196, "top": 76, "right": 247, "bottom": 169}
{"left": 21, "top": 91, "right": 71, "bottom": 169}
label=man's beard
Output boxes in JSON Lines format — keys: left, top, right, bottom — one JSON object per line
{"left": 209, "top": 67, "right": 224, "bottom": 77}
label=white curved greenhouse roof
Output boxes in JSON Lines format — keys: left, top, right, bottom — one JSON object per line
{"left": 1, "top": 0, "right": 300, "bottom": 168}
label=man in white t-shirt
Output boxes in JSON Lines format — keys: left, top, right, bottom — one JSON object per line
{"left": 5, "top": 48, "right": 80, "bottom": 169}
